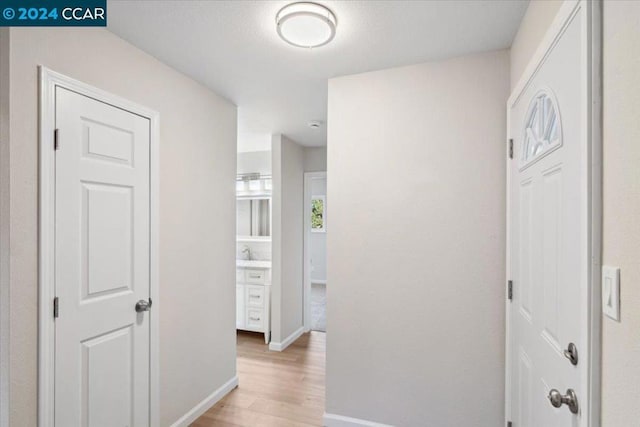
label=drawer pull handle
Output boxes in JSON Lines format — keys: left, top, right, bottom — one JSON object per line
{"left": 249, "top": 274, "right": 261, "bottom": 278}
{"left": 250, "top": 295, "right": 260, "bottom": 299}
{"left": 249, "top": 316, "right": 260, "bottom": 321}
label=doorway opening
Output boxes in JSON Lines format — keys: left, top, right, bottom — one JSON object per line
{"left": 304, "top": 171, "right": 327, "bottom": 332}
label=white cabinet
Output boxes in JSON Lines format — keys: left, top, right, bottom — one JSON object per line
{"left": 236, "top": 266, "right": 271, "bottom": 343}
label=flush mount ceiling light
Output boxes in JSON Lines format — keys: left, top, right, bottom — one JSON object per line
{"left": 276, "top": 2, "right": 337, "bottom": 48}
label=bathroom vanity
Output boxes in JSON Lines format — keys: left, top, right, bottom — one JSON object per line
{"left": 236, "top": 260, "right": 271, "bottom": 343}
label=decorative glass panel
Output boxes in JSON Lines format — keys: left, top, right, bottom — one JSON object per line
{"left": 520, "top": 89, "right": 562, "bottom": 168}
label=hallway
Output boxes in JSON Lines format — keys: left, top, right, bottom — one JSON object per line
{"left": 193, "top": 331, "right": 326, "bottom": 426}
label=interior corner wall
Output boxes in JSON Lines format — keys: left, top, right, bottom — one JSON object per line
{"left": 303, "top": 146, "right": 327, "bottom": 172}
{"left": 271, "top": 134, "right": 304, "bottom": 344}
{"left": 6, "top": 28, "right": 237, "bottom": 426}
{"left": 326, "top": 49, "right": 509, "bottom": 426}
{"left": 511, "top": 2, "right": 640, "bottom": 425}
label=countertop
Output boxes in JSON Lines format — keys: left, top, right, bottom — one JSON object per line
{"left": 236, "top": 259, "right": 271, "bottom": 269}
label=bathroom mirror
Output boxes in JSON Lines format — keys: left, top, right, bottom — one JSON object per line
{"left": 237, "top": 198, "right": 271, "bottom": 237}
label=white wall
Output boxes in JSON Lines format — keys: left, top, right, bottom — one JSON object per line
{"left": 509, "top": 0, "right": 563, "bottom": 88}
{"left": 237, "top": 150, "right": 271, "bottom": 176}
{"left": 0, "top": 27, "right": 10, "bottom": 427}
{"left": 4, "top": 28, "right": 237, "bottom": 426}
{"left": 271, "top": 134, "right": 305, "bottom": 344}
{"left": 601, "top": 2, "right": 640, "bottom": 425}
{"left": 326, "top": 50, "right": 509, "bottom": 426}
{"left": 310, "top": 177, "right": 327, "bottom": 283}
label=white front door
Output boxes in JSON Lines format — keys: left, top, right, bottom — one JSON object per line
{"left": 507, "top": 1, "right": 596, "bottom": 426}
{"left": 54, "top": 87, "right": 151, "bottom": 426}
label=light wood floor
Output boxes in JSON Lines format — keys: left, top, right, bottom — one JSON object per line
{"left": 192, "top": 331, "right": 326, "bottom": 427}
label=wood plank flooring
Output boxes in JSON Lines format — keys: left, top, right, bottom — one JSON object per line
{"left": 192, "top": 331, "right": 326, "bottom": 427}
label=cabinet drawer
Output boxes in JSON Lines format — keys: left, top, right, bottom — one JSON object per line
{"left": 246, "top": 308, "right": 264, "bottom": 330}
{"left": 246, "top": 285, "right": 265, "bottom": 307}
{"left": 236, "top": 269, "right": 244, "bottom": 282}
{"left": 245, "top": 269, "right": 266, "bottom": 284}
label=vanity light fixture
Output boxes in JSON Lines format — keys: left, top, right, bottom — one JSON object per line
{"left": 276, "top": 2, "right": 337, "bottom": 48}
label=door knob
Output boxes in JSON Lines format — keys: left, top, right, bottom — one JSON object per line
{"left": 563, "top": 342, "right": 579, "bottom": 365}
{"left": 548, "top": 388, "right": 579, "bottom": 414}
{"left": 135, "top": 299, "right": 152, "bottom": 313}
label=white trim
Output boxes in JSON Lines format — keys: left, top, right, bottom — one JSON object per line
{"left": 504, "top": 1, "right": 602, "bottom": 426}
{"left": 148, "top": 83, "right": 161, "bottom": 427}
{"left": 303, "top": 171, "right": 326, "bottom": 332}
{"left": 268, "top": 326, "right": 304, "bottom": 352}
{"left": 169, "top": 375, "right": 238, "bottom": 427}
{"left": 586, "top": 1, "right": 603, "bottom": 424}
{"left": 38, "top": 67, "right": 161, "bottom": 427}
{"left": 323, "top": 413, "right": 394, "bottom": 427}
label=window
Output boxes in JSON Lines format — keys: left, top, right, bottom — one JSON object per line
{"left": 521, "top": 88, "right": 562, "bottom": 169}
{"left": 311, "top": 196, "right": 325, "bottom": 233}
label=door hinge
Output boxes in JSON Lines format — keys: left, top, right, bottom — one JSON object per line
{"left": 507, "top": 422, "right": 513, "bottom": 427}
{"left": 53, "top": 297, "right": 59, "bottom": 318}
{"left": 54, "top": 128, "right": 59, "bottom": 150}
{"left": 508, "top": 280, "right": 513, "bottom": 301}
{"left": 508, "top": 138, "right": 514, "bottom": 159}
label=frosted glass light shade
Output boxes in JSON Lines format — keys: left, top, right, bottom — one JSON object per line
{"left": 276, "top": 2, "right": 337, "bottom": 48}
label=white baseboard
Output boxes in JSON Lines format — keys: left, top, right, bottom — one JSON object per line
{"left": 170, "top": 375, "right": 238, "bottom": 427}
{"left": 269, "top": 326, "right": 305, "bottom": 352}
{"left": 323, "top": 413, "right": 394, "bottom": 427}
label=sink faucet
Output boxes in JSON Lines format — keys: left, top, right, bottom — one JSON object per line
{"left": 241, "top": 245, "right": 252, "bottom": 260}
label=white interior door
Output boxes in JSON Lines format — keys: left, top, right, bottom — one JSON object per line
{"left": 54, "top": 86, "right": 151, "bottom": 427}
{"left": 507, "top": 2, "right": 595, "bottom": 426}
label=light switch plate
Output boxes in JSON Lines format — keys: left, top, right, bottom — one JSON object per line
{"left": 602, "top": 266, "right": 620, "bottom": 321}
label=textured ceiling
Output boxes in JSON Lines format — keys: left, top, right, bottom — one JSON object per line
{"left": 107, "top": 0, "right": 528, "bottom": 148}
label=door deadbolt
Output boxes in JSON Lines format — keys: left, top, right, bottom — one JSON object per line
{"left": 563, "top": 342, "right": 579, "bottom": 365}
{"left": 548, "top": 388, "right": 579, "bottom": 414}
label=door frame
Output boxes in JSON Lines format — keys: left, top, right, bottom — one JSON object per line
{"left": 38, "top": 67, "right": 160, "bottom": 427}
{"left": 504, "top": 1, "right": 602, "bottom": 426}
{"left": 303, "top": 171, "right": 326, "bottom": 332}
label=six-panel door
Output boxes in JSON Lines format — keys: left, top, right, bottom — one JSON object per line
{"left": 54, "top": 87, "right": 151, "bottom": 426}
